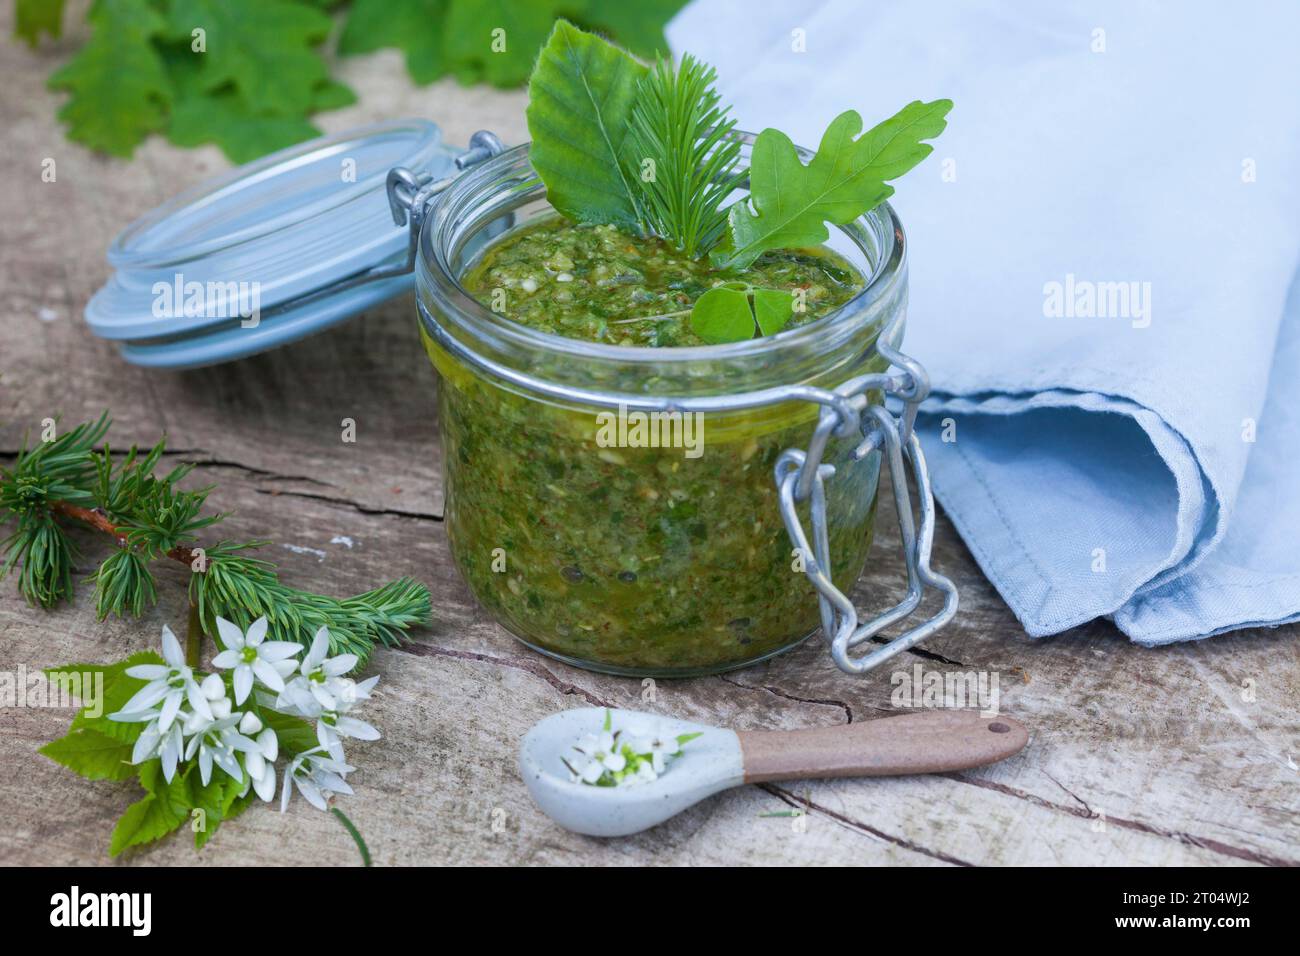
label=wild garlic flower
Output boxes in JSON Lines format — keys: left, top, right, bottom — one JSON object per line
{"left": 281, "top": 626, "right": 360, "bottom": 711}
{"left": 183, "top": 714, "right": 260, "bottom": 786}
{"left": 210, "top": 616, "right": 303, "bottom": 704}
{"left": 280, "top": 748, "right": 355, "bottom": 812}
{"left": 631, "top": 732, "right": 683, "bottom": 774}
{"left": 110, "top": 620, "right": 378, "bottom": 813}
{"left": 565, "top": 713, "right": 701, "bottom": 787}
{"left": 115, "top": 625, "right": 212, "bottom": 731}
{"left": 112, "top": 710, "right": 187, "bottom": 781}
{"left": 241, "top": 724, "right": 280, "bottom": 802}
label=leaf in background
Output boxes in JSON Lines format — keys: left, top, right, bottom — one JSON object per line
{"left": 442, "top": 0, "right": 557, "bottom": 88}
{"left": 14, "top": 0, "right": 66, "bottom": 46}
{"left": 163, "top": 43, "right": 354, "bottom": 163}
{"left": 717, "top": 101, "right": 952, "bottom": 269}
{"left": 578, "top": 0, "right": 688, "bottom": 59}
{"left": 526, "top": 20, "right": 648, "bottom": 232}
{"left": 164, "top": 0, "right": 333, "bottom": 117}
{"left": 338, "top": 0, "right": 448, "bottom": 85}
{"left": 753, "top": 287, "right": 796, "bottom": 336}
{"left": 690, "top": 285, "right": 755, "bottom": 344}
{"left": 46, "top": 0, "right": 171, "bottom": 157}
{"left": 39, "top": 728, "right": 136, "bottom": 781}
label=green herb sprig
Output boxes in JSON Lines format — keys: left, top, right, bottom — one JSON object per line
{"left": 522, "top": 23, "right": 953, "bottom": 344}
{"left": 1, "top": 414, "right": 430, "bottom": 664}
{"left": 625, "top": 53, "right": 744, "bottom": 258}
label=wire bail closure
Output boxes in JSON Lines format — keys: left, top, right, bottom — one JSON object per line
{"left": 385, "top": 130, "right": 506, "bottom": 277}
{"left": 774, "top": 327, "right": 958, "bottom": 674}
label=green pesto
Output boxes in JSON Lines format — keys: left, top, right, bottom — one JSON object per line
{"left": 462, "top": 216, "right": 863, "bottom": 347}
{"left": 428, "top": 218, "right": 880, "bottom": 675}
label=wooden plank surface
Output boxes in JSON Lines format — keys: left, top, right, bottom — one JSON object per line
{"left": 1, "top": 14, "right": 1296, "bottom": 867}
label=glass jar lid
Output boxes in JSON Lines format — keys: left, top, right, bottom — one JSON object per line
{"left": 85, "top": 119, "right": 460, "bottom": 369}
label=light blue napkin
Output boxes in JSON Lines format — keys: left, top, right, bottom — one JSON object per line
{"left": 671, "top": 0, "right": 1300, "bottom": 643}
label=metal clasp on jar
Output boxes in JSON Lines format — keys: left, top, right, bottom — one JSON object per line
{"left": 774, "top": 322, "right": 959, "bottom": 675}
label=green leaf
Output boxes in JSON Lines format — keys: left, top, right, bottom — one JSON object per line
{"left": 331, "top": 808, "right": 373, "bottom": 866}
{"left": 442, "top": 0, "right": 557, "bottom": 88}
{"left": 578, "top": 0, "right": 688, "bottom": 59}
{"left": 168, "top": 91, "right": 324, "bottom": 163}
{"left": 690, "top": 286, "right": 755, "bottom": 344}
{"left": 164, "top": 0, "right": 333, "bottom": 117}
{"left": 525, "top": 20, "right": 649, "bottom": 232}
{"left": 110, "top": 764, "right": 189, "bottom": 856}
{"left": 753, "top": 288, "right": 796, "bottom": 337}
{"left": 14, "top": 0, "right": 66, "bottom": 46}
{"left": 717, "top": 101, "right": 952, "bottom": 269}
{"left": 48, "top": 651, "right": 164, "bottom": 744}
{"left": 338, "top": 0, "right": 448, "bottom": 85}
{"left": 39, "top": 728, "right": 136, "bottom": 781}
{"left": 46, "top": 0, "right": 171, "bottom": 157}
{"left": 676, "top": 731, "right": 703, "bottom": 745}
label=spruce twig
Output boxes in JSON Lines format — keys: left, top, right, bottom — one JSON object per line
{"left": 625, "top": 53, "right": 745, "bottom": 258}
{"left": 1, "top": 415, "right": 431, "bottom": 665}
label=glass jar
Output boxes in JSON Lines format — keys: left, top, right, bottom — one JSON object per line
{"left": 414, "top": 139, "right": 911, "bottom": 677}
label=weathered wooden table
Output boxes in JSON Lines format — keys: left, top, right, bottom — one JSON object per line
{"left": 2, "top": 24, "right": 1295, "bottom": 867}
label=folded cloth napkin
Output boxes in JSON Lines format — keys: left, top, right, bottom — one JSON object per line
{"left": 670, "top": 0, "right": 1300, "bottom": 643}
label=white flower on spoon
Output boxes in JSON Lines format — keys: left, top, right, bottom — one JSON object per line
{"left": 566, "top": 731, "right": 627, "bottom": 784}
{"left": 632, "top": 732, "right": 681, "bottom": 774}
{"left": 210, "top": 616, "right": 303, "bottom": 704}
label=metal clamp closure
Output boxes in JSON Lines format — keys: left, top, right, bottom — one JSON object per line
{"left": 774, "top": 333, "right": 958, "bottom": 674}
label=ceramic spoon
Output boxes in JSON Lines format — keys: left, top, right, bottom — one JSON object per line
{"left": 520, "top": 706, "right": 1029, "bottom": 837}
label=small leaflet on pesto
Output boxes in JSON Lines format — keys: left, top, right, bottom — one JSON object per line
{"left": 523, "top": 20, "right": 950, "bottom": 343}
{"left": 562, "top": 710, "right": 702, "bottom": 787}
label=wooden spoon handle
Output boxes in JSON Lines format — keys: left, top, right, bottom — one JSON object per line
{"left": 737, "top": 711, "right": 1029, "bottom": 783}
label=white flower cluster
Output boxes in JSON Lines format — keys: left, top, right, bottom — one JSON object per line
{"left": 109, "top": 617, "right": 380, "bottom": 812}
{"left": 563, "top": 713, "right": 700, "bottom": 787}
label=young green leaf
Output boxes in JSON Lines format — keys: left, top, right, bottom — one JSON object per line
{"left": 526, "top": 21, "right": 649, "bottom": 233}
{"left": 626, "top": 53, "right": 744, "bottom": 257}
{"left": 39, "top": 728, "right": 136, "bottom": 781}
{"left": 690, "top": 285, "right": 799, "bottom": 343}
{"left": 46, "top": 0, "right": 171, "bottom": 157}
{"left": 716, "top": 101, "right": 952, "bottom": 269}
{"left": 690, "top": 286, "right": 756, "bottom": 344}
{"left": 753, "top": 288, "right": 797, "bottom": 336}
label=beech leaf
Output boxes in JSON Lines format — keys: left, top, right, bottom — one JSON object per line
{"left": 526, "top": 20, "right": 649, "bottom": 232}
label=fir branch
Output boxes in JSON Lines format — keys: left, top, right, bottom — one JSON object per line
{"left": 0, "top": 414, "right": 109, "bottom": 606}
{"left": 189, "top": 542, "right": 431, "bottom": 665}
{"left": 1, "top": 512, "right": 77, "bottom": 608}
{"left": 625, "top": 53, "right": 744, "bottom": 258}
{"left": 1, "top": 415, "right": 432, "bottom": 660}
